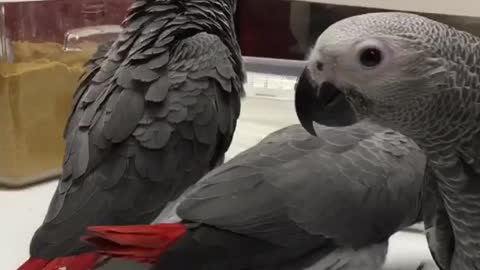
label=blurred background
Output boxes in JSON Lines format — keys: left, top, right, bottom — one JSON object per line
{"left": 1, "top": 0, "right": 480, "bottom": 269}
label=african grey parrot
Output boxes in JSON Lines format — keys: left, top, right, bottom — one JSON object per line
{"left": 18, "top": 0, "right": 244, "bottom": 269}
{"left": 294, "top": 11, "right": 480, "bottom": 270}
{"left": 82, "top": 119, "right": 426, "bottom": 270}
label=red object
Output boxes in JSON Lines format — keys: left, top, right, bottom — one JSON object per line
{"left": 236, "top": 0, "right": 299, "bottom": 59}
{"left": 16, "top": 258, "right": 48, "bottom": 270}
{"left": 17, "top": 253, "right": 99, "bottom": 270}
{"left": 84, "top": 223, "right": 187, "bottom": 264}
{"left": 4, "top": 0, "right": 133, "bottom": 43}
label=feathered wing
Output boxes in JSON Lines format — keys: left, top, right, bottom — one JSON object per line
{"left": 30, "top": 29, "right": 241, "bottom": 262}
{"left": 176, "top": 122, "right": 425, "bottom": 252}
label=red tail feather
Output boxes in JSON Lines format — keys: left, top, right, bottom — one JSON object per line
{"left": 18, "top": 253, "right": 99, "bottom": 270}
{"left": 17, "top": 258, "right": 48, "bottom": 270}
{"left": 83, "top": 223, "right": 186, "bottom": 264}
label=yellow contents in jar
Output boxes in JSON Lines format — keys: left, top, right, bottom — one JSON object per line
{"left": 0, "top": 41, "right": 97, "bottom": 187}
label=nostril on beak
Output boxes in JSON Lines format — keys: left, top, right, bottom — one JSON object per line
{"left": 316, "top": 61, "right": 324, "bottom": 71}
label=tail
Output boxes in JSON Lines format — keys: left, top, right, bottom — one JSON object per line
{"left": 82, "top": 223, "right": 186, "bottom": 264}
{"left": 17, "top": 253, "right": 100, "bottom": 270}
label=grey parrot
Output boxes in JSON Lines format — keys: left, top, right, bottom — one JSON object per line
{"left": 18, "top": 0, "right": 244, "bottom": 270}
{"left": 82, "top": 117, "right": 426, "bottom": 270}
{"left": 294, "top": 11, "right": 480, "bottom": 270}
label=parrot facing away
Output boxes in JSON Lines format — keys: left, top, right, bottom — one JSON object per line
{"left": 294, "top": 11, "right": 480, "bottom": 270}
{"left": 18, "top": 0, "right": 244, "bottom": 269}
{"left": 82, "top": 118, "right": 427, "bottom": 270}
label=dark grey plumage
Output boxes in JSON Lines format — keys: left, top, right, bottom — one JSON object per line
{"left": 29, "top": 0, "right": 243, "bottom": 260}
{"left": 145, "top": 121, "right": 425, "bottom": 269}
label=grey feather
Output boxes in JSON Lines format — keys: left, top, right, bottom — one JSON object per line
{"left": 145, "top": 73, "right": 170, "bottom": 102}
{"left": 136, "top": 121, "right": 174, "bottom": 149}
{"left": 131, "top": 65, "right": 159, "bottom": 82}
{"left": 146, "top": 52, "right": 170, "bottom": 69}
{"left": 167, "top": 107, "right": 189, "bottom": 123}
{"left": 104, "top": 89, "right": 145, "bottom": 143}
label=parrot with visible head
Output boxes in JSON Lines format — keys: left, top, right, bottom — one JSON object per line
{"left": 295, "top": 11, "right": 480, "bottom": 270}
{"left": 82, "top": 114, "right": 427, "bottom": 270}
{"left": 18, "top": 0, "right": 244, "bottom": 270}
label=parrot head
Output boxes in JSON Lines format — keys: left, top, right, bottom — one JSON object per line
{"left": 295, "top": 12, "right": 452, "bottom": 136}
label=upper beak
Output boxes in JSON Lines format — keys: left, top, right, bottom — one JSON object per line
{"left": 294, "top": 66, "right": 358, "bottom": 136}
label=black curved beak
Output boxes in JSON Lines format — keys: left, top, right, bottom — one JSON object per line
{"left": 294, "top": 67, "right": 357, "bottom": 136}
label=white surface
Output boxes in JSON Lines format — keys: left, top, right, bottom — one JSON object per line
{"left": 292, "top": 0, "right": 480, "bottom": 18}
{"left": 0, "top": 97, "right": 435, "bottom": 270}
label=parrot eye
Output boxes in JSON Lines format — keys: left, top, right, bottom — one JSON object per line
{"left": 359, "top": 47, "right": 383, "bottom": 68}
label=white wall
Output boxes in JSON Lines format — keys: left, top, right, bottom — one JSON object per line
{"left": 292, "top": 0, "right": 480, "bottom": 17}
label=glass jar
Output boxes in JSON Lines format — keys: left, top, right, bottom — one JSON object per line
{"left": 0, "top": 0, "right": 132, "bottom": 187}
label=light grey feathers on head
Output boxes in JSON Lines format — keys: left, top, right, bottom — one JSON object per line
{"left": 305, "top": 11, "right": 480, "bottom": 146}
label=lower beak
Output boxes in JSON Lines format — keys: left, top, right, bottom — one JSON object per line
{"left": 294, "top": 67, "right": 358, "bottom": 136}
